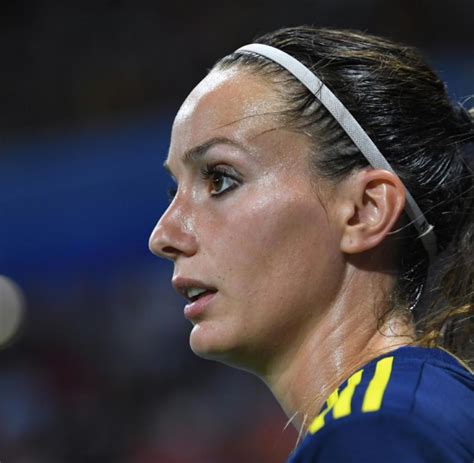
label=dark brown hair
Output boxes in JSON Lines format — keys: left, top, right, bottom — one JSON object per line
{"left": 213, "top": 26, "right": 474, "bottom": 367}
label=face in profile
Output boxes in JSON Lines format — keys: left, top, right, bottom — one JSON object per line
{"left": 149, "top": 68, "right": 347, "bottom": 373}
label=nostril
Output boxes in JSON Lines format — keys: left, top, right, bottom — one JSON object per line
{"left": 162, "top": 246, "right": 181, "bottom": 256}
{"left": 148, "top": 220, "right": 198, "bottom": 259}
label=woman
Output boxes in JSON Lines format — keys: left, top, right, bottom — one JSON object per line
{"left": 149, "top": 27, "right": 474, "bottom": 462}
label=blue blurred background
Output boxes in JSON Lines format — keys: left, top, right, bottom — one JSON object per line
{"left": 0, "top": 1, "right": 472, "bottom": 462}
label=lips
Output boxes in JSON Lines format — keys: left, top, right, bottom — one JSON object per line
{"left": 171, "top": 277, "right": 219, "bottom": 320}
{"left": 172, "top": 277, "right": 218, "bottom": 303}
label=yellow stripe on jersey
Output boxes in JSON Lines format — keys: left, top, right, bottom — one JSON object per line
{"left": 362, "top": 356, "right": 394, "bottom": 413}
{"left": 308, "top": 388, "right": 339, "bottom": 434}
{"left": 332, "top": 369, "right": 363, "bottom": 419}
{"left": 308, "top": 356, "right": 394, "bottom": 434}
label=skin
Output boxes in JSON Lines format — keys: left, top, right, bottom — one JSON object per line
{"left": 149, "top": 68, "right": 415, "bottom": 429}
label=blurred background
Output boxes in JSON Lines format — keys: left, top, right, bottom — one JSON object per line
{"left": 0, "top": 1, "right": 472, "bottom": 462}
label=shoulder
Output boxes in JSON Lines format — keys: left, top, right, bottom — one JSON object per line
{"left": 288, "top": 347, "right": 474, "bottom": 463}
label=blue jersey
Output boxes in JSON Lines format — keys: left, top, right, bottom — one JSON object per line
{"left": 287, "top": 346, "right": 474, "bottom": 462}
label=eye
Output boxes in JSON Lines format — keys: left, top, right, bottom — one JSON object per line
{"left": 201, "top": 164, "right": 241, "bottom": 196}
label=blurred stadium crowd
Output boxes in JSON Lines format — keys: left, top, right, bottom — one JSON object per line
{"left": 0, "top": 1, "right": 472, "bottom": 461}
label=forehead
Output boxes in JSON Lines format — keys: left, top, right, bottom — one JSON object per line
{"left": 169, "top": 68, "right": 284, "bottom": 159}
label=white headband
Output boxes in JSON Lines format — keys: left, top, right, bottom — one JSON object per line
{"left": 236, "top": 43, "right": 437, "bottom": 262}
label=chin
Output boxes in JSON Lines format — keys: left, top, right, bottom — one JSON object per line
{"left": 189, "top": 323, "right": 229, "bottom": 358}
{"left": 189, "top": 322, "right": 253, "bottom": 370}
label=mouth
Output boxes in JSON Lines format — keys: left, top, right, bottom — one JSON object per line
{"left": 172, "top": 278, "right": 218, "bottom": 303}
{"left": 172, "top": 278, "right": 218, "bottom": 321}
{"left": 185, "top": 287, "right": 217, "bottom": 303}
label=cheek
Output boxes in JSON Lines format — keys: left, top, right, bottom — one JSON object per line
{"left": 202, "top": 185, "right": 340, "bottom": 311}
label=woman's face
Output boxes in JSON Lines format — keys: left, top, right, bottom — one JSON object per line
{"left": 149, "top": 68, "right": 346, "bottom": 372}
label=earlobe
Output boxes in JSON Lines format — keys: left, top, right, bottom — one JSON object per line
{"left": 340, "top": 170, "right": 406, "bottom": 255}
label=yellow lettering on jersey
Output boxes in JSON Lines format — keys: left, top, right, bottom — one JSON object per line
{"left": 332, "top": 369, "right": 363, "bottom": 419}
{"left": 308, "top": 389, "right": 339, "bottom": 434}
{"left": 362, "top": 356, "right": 394, "bottom": 413}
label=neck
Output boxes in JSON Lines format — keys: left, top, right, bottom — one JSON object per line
{"left": 259, "top": 267, "right": 415, "bottom": 431}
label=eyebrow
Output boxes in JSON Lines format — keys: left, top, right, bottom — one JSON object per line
{"left": 163, "top": 137, "right": 244, "bottom": 175}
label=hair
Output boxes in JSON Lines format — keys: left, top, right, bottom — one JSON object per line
{"left": 212, "top": 26, "right": 474, "bottom": 367}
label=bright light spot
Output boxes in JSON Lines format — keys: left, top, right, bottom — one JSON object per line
{"left": 0, "top": 276, "right": 25, "bottom": 347}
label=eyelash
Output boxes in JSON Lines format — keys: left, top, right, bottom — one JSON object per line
{"left": 201, "top": 164, "right": 241, "bottom": 196}
{"left": 166, "top": 164, "right": 241, "bottom": 201}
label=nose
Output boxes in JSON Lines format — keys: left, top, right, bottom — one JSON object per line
{"left": 149, "top": 199, "right": 198, "bottom": 261}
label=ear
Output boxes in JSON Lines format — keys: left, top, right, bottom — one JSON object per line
{"left": 339, "top": 169, "right": 406, "bottom": 254}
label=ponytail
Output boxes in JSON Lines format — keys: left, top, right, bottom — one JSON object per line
{"left": 416, "top": 106, "right": 474, "bottom": 368}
